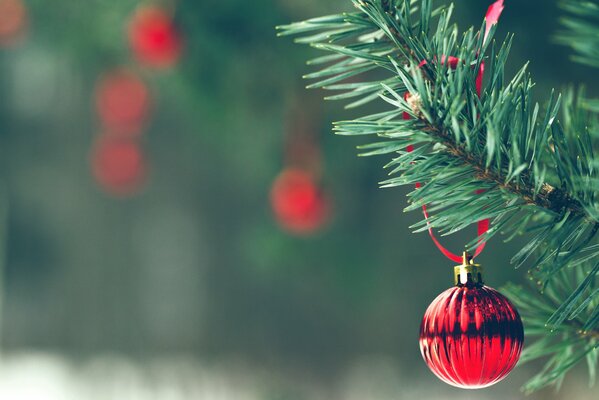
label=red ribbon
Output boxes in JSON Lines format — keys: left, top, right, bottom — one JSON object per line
{"left": 402, "top": 0, "right": 503, "bottom": 262}
{"left": 405, "top": 109, "right": 488, "bottom": 263}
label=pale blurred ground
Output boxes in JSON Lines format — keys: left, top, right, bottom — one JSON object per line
{"left": 0, "top": 353, "right": 596, "bottom": 400}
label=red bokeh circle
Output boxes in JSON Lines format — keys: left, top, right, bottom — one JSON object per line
{"left": 128, "top": 5, "right": 182, "bottom": 69}
{"left": 0, "top": 0, "right": 28, "bottom": 47}
{"left": 270, "top": 168, "right": 331, "bottom": 235}
{"left": 90, "top": 134, "right": 148, "bottom": 197}
{"left": 95, "top": 69, "right": 151, "bottom": 136}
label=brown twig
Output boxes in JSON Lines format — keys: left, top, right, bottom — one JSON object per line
{"left": 420, "top": 123, "right": 590, "bottom": 219}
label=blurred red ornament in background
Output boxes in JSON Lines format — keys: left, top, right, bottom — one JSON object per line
{"left": 0, "top": 0, "right": 28, "bottom": 47}
{"left": 419, "top": 284, "right": 523, "bottom": 389}
{"left": 270, "top": 168, "right": 331, "bottom": 235}
{"left": 95, "top": 69, "right": 151, "bottom": 136}
{"left": 90, "top": 134, "right": 147, "bottom": 197}
{"left": 128, "top": 5, "right": 182, "bottom": 69}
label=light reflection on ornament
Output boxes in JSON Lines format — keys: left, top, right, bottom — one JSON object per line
{"left": 128, "top": 5, "right": 182, "bottom": 69}
{"left": 90, "top": 134, "right": 147, "bottom": 197}
{"left": 95, "top": 69, "right": 151, "bottom": 136}
{"left": 270, "top": 168, "right": 331, "bottom": 235}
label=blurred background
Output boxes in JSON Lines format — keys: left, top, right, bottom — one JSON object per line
{"left": 0, "top": 0, "right": 597, "bottom": 398}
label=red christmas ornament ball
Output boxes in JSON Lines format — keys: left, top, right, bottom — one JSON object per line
{"left": 128, "top": 6, "right": 182, "bottom": 69}
{"left": 90, "top": 134, "right": 147, "bottom": 197}
{"left": 270, "top": 168, "right": 330, "bottom": 234}
{"left": 419, "top": 276, "right": 523, "bottom": 389}
{"left": 95, "top": 69, "right": 151, "bottom": 136}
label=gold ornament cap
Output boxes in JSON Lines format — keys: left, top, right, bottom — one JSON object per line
{"left": 454, "top": 251, "right": 484, "bottom": 286}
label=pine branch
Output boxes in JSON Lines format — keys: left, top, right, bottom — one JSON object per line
{"left": 411, "top": 113, "right": 588, "bottom": 218}
{"left": 504, "top": 264, "right": 599, "bottom": 393}
{"left": 557, "top": 0, "right": 599, "bottom": 68}
{"left": 279, "top": 0, "right": 599, "bottom": 391}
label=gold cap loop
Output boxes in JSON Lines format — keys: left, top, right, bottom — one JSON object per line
{"left": 454, "top": 251, "right": 483, "bottom": 286}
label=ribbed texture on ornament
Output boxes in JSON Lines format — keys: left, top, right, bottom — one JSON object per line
{"left": 419, "top": 285, "right": 523, "bottom": 389}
